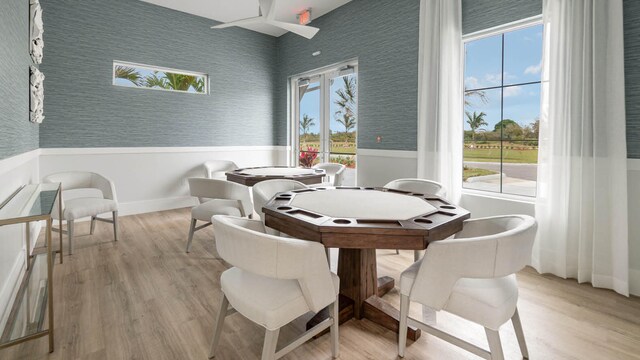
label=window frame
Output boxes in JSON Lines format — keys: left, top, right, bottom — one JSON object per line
{"left": 461, "top": 15, "right": 543, "bottom": 199}
{"left": 112, "top": 60, "right": 209, "bottom": 95}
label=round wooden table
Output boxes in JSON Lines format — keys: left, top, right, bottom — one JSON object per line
{"left": 226, "top": 166, "right": 325, "bottom": 186}
{"left": 263, "top": 187, "right": 470, "bottom": 340}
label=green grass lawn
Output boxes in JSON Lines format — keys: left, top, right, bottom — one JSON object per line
{"left": 464, "top": 147, "right": 538, "bottom": 163}
{"left": 463, "top": 167, "right": 498, "bottom": 181}
{"left": 300, "top": 141, "right": 356, "bottom": 155}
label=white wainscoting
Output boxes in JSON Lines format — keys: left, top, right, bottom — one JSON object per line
{"left": 356, "top": 149, "right": 640, "bottom": 296}
{"left": 39, "top": 146, "right": 290, "bottom": 216}
{"left": 356, "top": 149, "right": 418, "bottom": 187}
{"left": 627, "top": 158, "right": 640, "bottom": 296}
{"left": 0, "top": 149, "right": 41, "bottom": 330}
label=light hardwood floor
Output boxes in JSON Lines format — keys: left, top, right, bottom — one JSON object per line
{"left": 2, "top": 208, "right": 639, "bottom": 359}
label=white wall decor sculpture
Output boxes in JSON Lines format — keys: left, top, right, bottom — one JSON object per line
{"left": 29, "top": 0, "right": 44, "bottom": 64}
{"left": 30, "top": 66, "right": 45, "bottom": 123}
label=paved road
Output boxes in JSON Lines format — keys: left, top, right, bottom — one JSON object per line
{"left": 464, "top": 161, "right": 537, "bottom": 181}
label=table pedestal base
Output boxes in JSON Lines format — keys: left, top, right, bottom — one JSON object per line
{"left": 306, "top": 248, "right": 421, "bottom": 341}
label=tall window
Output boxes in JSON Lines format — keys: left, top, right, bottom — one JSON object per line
{"left": 463, "top": 22, "right": 543, "bottom": 197}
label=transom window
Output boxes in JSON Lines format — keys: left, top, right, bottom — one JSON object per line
{"left": 463, "top": 20, "right": 543, "bottom": 197}
{"left": 112, "top": 61, "right": 208, "bottom": 94}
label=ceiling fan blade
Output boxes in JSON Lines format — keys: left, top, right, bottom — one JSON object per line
{"left": 268, "top": 20, "right": 320, "bottom": 39}
{"left": 211, "top": 15, "right": 264, "bottom": 29}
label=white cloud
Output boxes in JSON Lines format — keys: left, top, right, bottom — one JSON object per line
{"left": 465, "top": 76, "right": 479, "bottom": 89}
{"left": 524, "top": 60, "right": 542, "bottom": 75}
{"left": 503, "top": 86, "right": 522, "bottom": 97}
{"left": 484, "top": 73, "right": 501, "bottom": 85}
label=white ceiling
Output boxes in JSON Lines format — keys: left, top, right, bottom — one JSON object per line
{"left": 140, "top": 0, "right": 352, "bottom": 37}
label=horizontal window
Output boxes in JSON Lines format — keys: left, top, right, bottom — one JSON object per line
{"left": 112, "top": 61, "right": 208, "bottom": 94}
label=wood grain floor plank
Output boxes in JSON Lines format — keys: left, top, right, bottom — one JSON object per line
{"left": 1, "top": 208, "right": 638, "bottom": 359}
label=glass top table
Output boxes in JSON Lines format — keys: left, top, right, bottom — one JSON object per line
{"left": 0, "top": 183, "right": 61, "bottom": 226}
{"left": 0, "top": 182, "right": 61, "bottom": 353}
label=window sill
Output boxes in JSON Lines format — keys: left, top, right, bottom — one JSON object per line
{"left": 461, "top": 188, "right": 536, "bottom": 204}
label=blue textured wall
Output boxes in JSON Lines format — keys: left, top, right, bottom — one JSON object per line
{"left": 275, "top": 0, "right": 421, "bottom": 150}
{"left": 624, "top": 0, "right": 640, "bottom": 158}
{"left": 39, "top": 0, "right": 278, "bottom": 148}
{"left": 462, "top": 0, "right": 542, "bottom": 35}
{"left": 0, "top": 0, "right": 39, "bottom": 160}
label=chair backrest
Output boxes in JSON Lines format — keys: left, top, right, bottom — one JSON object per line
{"left": 204, "top": 160, "right": 238, "bottom": 179}
{"left": 212, "top": 215, "right": 336, "bottom": 313}
{"left": 188, "top": 178, "right": 252, "bottom": 217}
{"left": 410, "top": 215, "right": 537, "bottom": 310}
{"left": 313, "top": 163, "right": 346, "bottom": 186}
{"left": 384, "top": 178, "right": 446, "bottom": 198}
{"left": 252, "top": 179, "right": 307, "bottom": 222}
{"left": 43, "top": 171, "right": 117, "bottom": 201}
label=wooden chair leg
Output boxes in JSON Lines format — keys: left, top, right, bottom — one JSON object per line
{"left": 398, "top": 294, "right": 410, "bottom": 358}
{"left": 186, "top": 218, "right": 197, "bottom": 253}
{"left": 261, "top": 328, "right": 280, "bottom": 360}
{"left": 485, "top": 328, "right": 505, "bottom": 360}
{"left": 512, "top": 308, "right": 529, "bottom": 359}
{"left": 209, "top": 294, "right": 229, "bottom": 359}
{"left": 329, "top": 296, "right": 340, "bottom": 358}
{"left": 90, "top": 216, "right": 96, "bottom": 235}
{"left": 395, "top": 249, "right": 400, "bottom": 255}
{"left": 68, "top": 220, "right": 74, "bottom": 255}
{"left": 112, "top": 211, "right": 119, "bottom": 241}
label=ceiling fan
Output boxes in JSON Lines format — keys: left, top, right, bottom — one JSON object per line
{"left": 211, "top": 0, "right": 320, "bottom": 39}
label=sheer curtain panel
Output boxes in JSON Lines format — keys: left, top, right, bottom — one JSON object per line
{"left": 416, "top": 0, "right": 463, "bottom": 204}
{"left": 534, "top": 0, "right": 629, "bottom": 296}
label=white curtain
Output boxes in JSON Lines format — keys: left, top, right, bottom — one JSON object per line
{"left": 417, "top": 0, "right": 463, "bottom": 204}
{"left": 534, "top": 0, "right": 629, "bottom": 296}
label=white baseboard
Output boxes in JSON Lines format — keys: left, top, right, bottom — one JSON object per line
{"left": 630, "top": 269, "right": 640, "bottom": 297}
{"left": 118, "top": 196, "right": 197, "bottom": 216}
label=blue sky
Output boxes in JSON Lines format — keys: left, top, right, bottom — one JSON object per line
{"left": 464, "top": 24, "right": 543, "bottom": 132}
{"left": 299, "top": 74, "right": 357, "bottom": 136}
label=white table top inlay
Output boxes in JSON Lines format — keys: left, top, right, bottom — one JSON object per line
{"left": 290, "top": 189, "right": 436, "bottom": 220}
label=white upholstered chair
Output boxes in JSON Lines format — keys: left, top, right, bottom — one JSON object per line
{"left": 209, "top": 215, "right": 340, "bottom": 360}
{"left": 185, "top": 178, "right": 252, "bottom": 253}
{"left": 203, "top": 160, "right": 238, "bottom": 179}
{"left": 312, "top": 163, "right": 346, "bottom": 186}
{"left": 43, "top": 171, "right": 119, "bottom": 255}
{"left": 252, "top": 179, "right": 307, "bottom": 224}
{"left": 384, "top": 178, "right": 447, "bottom": 261}
{"left": 398, "top": 215, "right": 537, "bottom": 360}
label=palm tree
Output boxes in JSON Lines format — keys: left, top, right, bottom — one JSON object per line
{"left": 334, "top": 76, "right": 357, "bottom": 137}
{"left": 163, "top": 72, "right": 197, "bottom": 91}
{"left": 300, "top": 114, "right": 315, "bottom": 139}
{"left": 465, "top": 111, "right": 488, "bottom": 141}
{"left": 114, "top": 66, "right": 141, "bottom": 85}
{"left": 143, "top": 72, "right": 168, "bottom": 89}
{"left": 142, "top": 72, "right": 205, "bottom": 93}
{"left": 464, "top": 88, "right": 488, "bottom": 107}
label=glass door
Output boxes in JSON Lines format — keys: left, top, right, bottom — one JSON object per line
{"left": 293, "top": 63, "right": 358, "bottom": 185}
{"left": 297, "top": 77, "right": 323, "bottom": 167}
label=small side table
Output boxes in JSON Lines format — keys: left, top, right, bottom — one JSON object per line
{"left": 0, "top": 183, "right": 63, "bottom": 353}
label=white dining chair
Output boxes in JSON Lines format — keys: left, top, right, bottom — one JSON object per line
{"left": 209, "top": 215, "right": 340, "bottom": 360}
{"left": 384, "top": 178, "right": 447, "bottom": 261}
{"left": 185, "top": 178, "right": 252, "bottom": 253}
{"left": 398, "top": 215, "right": 537, "bottom": 360}
{"left": 312, "top": 163, "right": 346, "bottom": 186}
{"left": 204, "top": 160, "right": 238, "bottom": 179}
{"left": 43, "top": 171, "right": 119, "bottom": 255}
{"left": 252, "top": 179, "right": 307, "bottom": 225}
